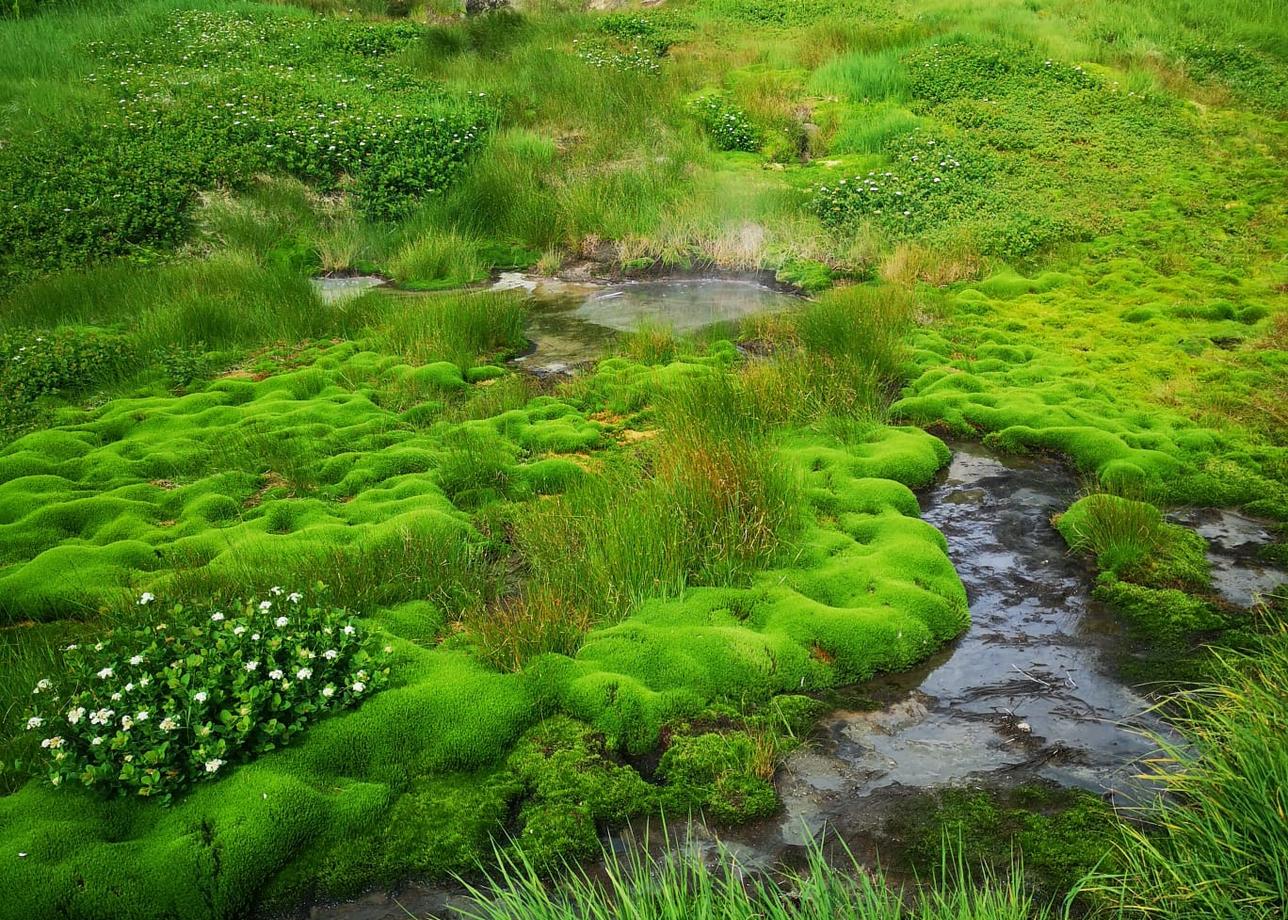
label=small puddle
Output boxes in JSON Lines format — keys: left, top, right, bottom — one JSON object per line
{"left": 312, "top": 275, "right": 387, "bottom": 303}
{"left": 1167, "top": 507, "right": 1286, "bottom": 609}
{"left": 499, "top": 274, "right": 801, "bottom": 372}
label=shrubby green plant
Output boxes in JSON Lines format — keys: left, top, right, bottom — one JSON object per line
{"left": 596, "top": 11, "right": 687, "bottom": 56}
{"left": 0, "top": 10, "right": 490, "bottom": 278}
{"left": 0, "top": 326, "right": 134, "bottom": 431}
{"left": 24, "top": 589, "right": 388, "bottom": 802}
{"left": 690, "top": 95, "right": 762, "bottom": 152}
{"left": 0, "top": 326, "right": 134, "bottom": 403}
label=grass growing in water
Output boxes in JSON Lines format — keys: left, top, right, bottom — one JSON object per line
{"left": 511, "top": 373, "right": 802, "bottom": 637}
{"left": 1097, "top": 620, "right": 1288, "bottom": 919}
{"left": 457, "top": 834, "right": 1053, "bottom": 920}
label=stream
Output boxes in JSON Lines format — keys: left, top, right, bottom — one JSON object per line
{"left": 307, "top": 279, "right": 1285, "bottom": 920}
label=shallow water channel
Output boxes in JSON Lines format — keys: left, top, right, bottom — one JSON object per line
{"left": 647, "top": 442, "right": 1171, "bottom": 876}
{"left": 308, "top": 277, "right": 1284, "bottom": 918}
{"left": 313, "top": 443, "right": 1187, "bottom": 920}
{"left": 313, "top": 272, "right": 802, "bottom": 372}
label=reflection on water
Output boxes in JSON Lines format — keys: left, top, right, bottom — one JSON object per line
{"left": 504, "top": 275, "right": 800, "bottom": 371}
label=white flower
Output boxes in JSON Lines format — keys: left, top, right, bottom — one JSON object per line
{"left": 138, "top": 592, "right": 155, "bottom": 606}
{"left": 33, "top": 678, "right": 53, "bottom": 693}
{"left": 124, "top": 683, "right": 134, "bottom": 693}
{"left": 287, "top": 592, "right": 303, "bottom": 604}
{"left": 120, "top": 716, "right": 134, "bottom": 731}
{"left": 204, "top": 759, "right": 225, "bottom": 774}
{"left": 129, "top": 655, "right": 143, "bottom": 666}
{"left": 66, "top": 708, "right": 86, "bottom": 725}
{"left": 94, "top": 643, "right": 104, "bottom": 652}
{"left": 274, "top": 616, "right": 289, "bottom": 628}
{"left": 41, "top": 736, "right": 65, "bottom": 749}
{"left": 342, "top": 625, "right": 355, "bottom": 636}
{"left": 269, "top": 669, "right": 284, "bottom": 680}
{"left": 63, "top": 644, "right": 78, "bottom": 652}
{"left": 194, "top": 691, "right": 208, "bottom": 704}
{"left": 296, "top": 667, "right": 313, "bottom": 680}
{"left": 91, "top": 736, "right": 104, "bottom": 746}
{"left": 51, "top": 774, "right": 61, "bottom": 786}
{"left": 259, "top": 600, "right": 272, "bottom": 611}
{"left": 211, "top": 612, "right": 225, "bottom": 623}
{"left": 160, "top": 717, "right": 179, "bottom": 731}
{"left": 110, "top": 692, "right": 122, "bottom": 702}
{"left": 245, "top": 661, "right": 259, "bottom": 672}
{"left": 270, "top": 586, "right": 283, "bottom": 596}
{"left": 352, "top": 681, "right": 365, "bottom": 693}
{"left": 233, "top": 626, "right": 246, "bottom": 636}
{"left": 90, "top": 708, "right": 113, "bottom": 726}
{"left": 383, "top": 646, "right": 393, "bottom": 654}
{"left": 25, "top": 716, "right": 43, "bottom": 731}
{"left": 323, "top": 649, "right": 338, "bottom": 661}
{"left": 97, "top": 667, "right": 114, "bottom": 680}
{"left": 251, "top": 633, "right": 260, "bottom": 641}
{"left": 139, "top": 677, "right": 151, "bottom": 687}
{"left": 136, "top": 710, "right": 149, "bottom": 722}
{"left": 322, "top": 686, "right": 335, "bottom": 699}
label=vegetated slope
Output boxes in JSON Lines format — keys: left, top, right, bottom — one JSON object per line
{"left": 0, "top": 0, "right": 1284, "bottom": 917}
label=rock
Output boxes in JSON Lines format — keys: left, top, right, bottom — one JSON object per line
{"left": 465, "top": 0, "right": 509, "bottom": 15}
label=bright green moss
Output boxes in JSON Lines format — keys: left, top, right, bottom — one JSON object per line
{"left": 0, "top": 341, "right": 967, "bottom": 914}
{"left": 895, "top": 784, "right": 1120, "bottom": 901}
{"left": 1057, "top": 494, "right": 1209, "bottom": 590}
{"left": 0, "top": 346, "right": 610, "bottom": 620}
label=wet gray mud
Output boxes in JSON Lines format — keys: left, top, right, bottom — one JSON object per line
{"left": 496, "top": 274, "right": 800, "bottom": 372}
{"left": 1167, "top": 507, "right": 1287, "bottom": 609}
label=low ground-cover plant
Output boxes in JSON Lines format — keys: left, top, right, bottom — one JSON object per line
{"left": 0, "top": 326, "right": 134, "bottom": 402}
{"left": 0, "top": 9, "right": 490, "bottom": 278}
{"left": 572, "top": 36, "right": 664, "bottom": 74}
{"left": 814, "top": 132, "right": 989, "bottom": 235}
{"left": 24, "top": 589, "right": 388, "bottom": 802}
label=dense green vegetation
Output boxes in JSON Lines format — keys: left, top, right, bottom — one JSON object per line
{"left": 0, "top": 0, "right": 1284, "bottom": 917}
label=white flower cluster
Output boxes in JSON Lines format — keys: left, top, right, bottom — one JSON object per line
{"left": 26, "top": 590, "right": 386, "bottom": 799}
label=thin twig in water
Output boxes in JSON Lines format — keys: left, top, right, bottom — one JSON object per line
{"left": 1012, "top": 664, "right": 1052, "bottom": 689}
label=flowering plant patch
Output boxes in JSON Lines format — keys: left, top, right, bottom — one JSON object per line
{"left": 572, "top": 37, "right": 664, "bottom": 74}
{"left": 813, "top": 133, "right": 992, "bottom": 234}
{"left": 690, "top": 95, "right": 761, "bottom": 152}
{"left": 25, "top": 589, "right": 388, "bottom": 802}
